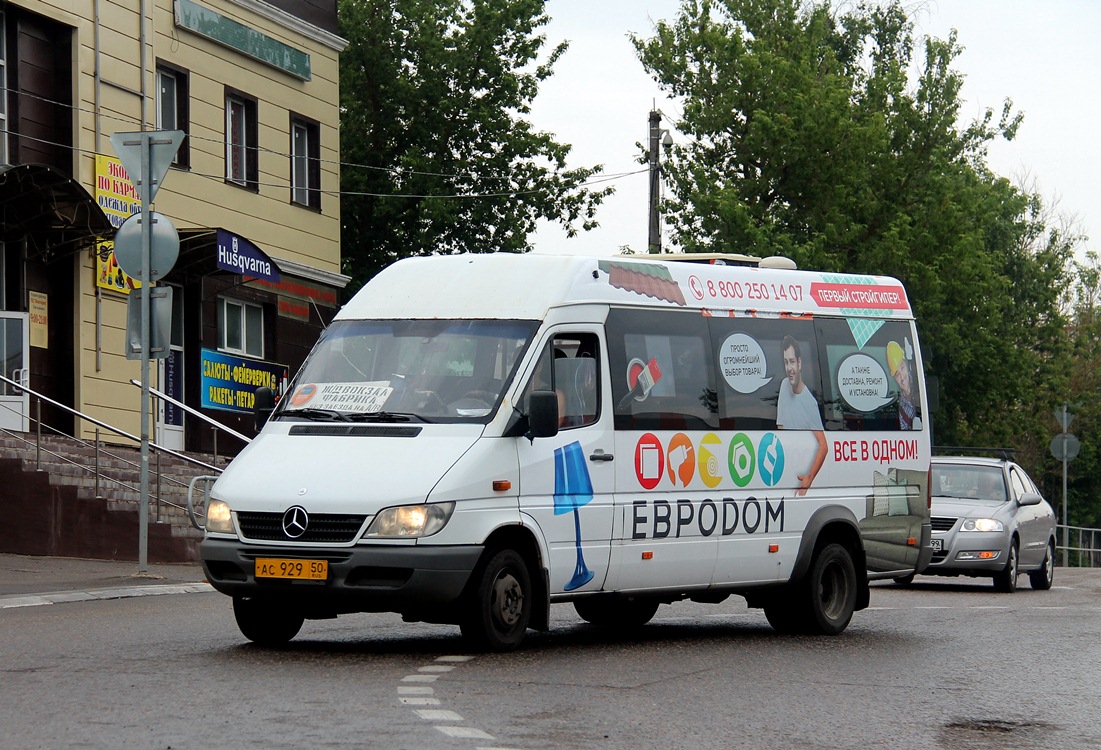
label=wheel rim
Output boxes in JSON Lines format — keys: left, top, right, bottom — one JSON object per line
{"left": 490, "top": 569, "right": 524, "bottom": 629}
{"left": 1044, "top": 544, "right": 1054, "bottom": 583}
{"left": 818, "top": 560, "right": 848, "bottom": 621}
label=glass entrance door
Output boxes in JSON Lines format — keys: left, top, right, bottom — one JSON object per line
{"left": 156, "top": 284, "right": 184, "bottom": 450}
{"left": 0, "top": 312, "right": 29, "bottom": 431}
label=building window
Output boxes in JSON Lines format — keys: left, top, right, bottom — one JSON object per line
{"left": 291, "top": 115, "right": 320, "bottom": 209}
{"left": 156, "top": 62, "right": 190, "bottom": 168}
{"left": 225, "top": 91, "right": 257, "bottom": 188}
{"left": 218, "top": 298, "right": 263, "bottom": 358}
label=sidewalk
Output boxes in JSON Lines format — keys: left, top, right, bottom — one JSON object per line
{"left": 0, "top": 553, "right": 211, "bottom": 609}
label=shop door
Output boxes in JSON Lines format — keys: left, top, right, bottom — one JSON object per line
{"left": 156, "top": 285, "right": 184, "bottom": 450}
{"left": 0, "top": 313, "right": 30, "bottom": 432}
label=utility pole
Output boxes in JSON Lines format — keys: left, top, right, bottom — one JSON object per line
{"left": 647, "top": 109, "right": 671, "bottom": 255}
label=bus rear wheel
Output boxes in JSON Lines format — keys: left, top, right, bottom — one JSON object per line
{"left": 764, "top": 542, "right": 857, "bottom": 635}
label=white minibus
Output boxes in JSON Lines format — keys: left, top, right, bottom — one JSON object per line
{"left": 195, "top": 253, "right": 932, "bottom": 650}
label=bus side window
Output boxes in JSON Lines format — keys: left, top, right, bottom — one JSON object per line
{"left": 522, "top": 333, "right": 601, "bottom": 429}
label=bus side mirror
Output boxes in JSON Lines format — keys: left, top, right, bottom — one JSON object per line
{"left": 254, "top": 386, "right": 276, "bottom": 431}
{"left": 527, "top": 390, "right": 559, "bottom": 440}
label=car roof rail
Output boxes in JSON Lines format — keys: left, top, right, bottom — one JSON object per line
{"left": 933, "top": 445, "right": 1018, "bottom": 461}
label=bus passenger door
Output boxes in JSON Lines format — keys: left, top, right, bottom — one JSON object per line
{"left": 516, "top": 331, "right": 615, "bottom": 594}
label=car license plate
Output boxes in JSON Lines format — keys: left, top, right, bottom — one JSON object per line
{"left": 930, "top": 538, "right": 943, "bottom": 552}
{"left": 255, "top": 558, "right": 328, "bottom": 581}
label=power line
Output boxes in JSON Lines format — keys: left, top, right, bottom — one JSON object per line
{"left": 11, "top": 88, "right": 647, "bottom": 196}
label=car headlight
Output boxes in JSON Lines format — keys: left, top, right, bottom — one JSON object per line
{"left": 206, "top": 499, "right": 234, "bottom": 534}
{"left": 365, "top": 502, "right": 455, "bottom": 538}
{"left": 960, "top": 518, "right": 1004, "bottom": 533}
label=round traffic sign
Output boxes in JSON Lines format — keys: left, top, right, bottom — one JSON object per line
{"left": 113, "top": 212, "right": 179, "bottom": 282}
{"left": 1050, "top": 432, "right": 1080, "bottom": 462}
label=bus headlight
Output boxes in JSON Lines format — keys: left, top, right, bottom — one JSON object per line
{"left": 960, "top": 518, "right": 1004, "bottom": 533}
{"left": 206, "top": 499, "right": 234, "bottom": 533}
{"left": 366, "top": 502, "right": 455, "bottom": 538}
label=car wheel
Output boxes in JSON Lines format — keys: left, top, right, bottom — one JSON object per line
{"left": 806, "top": 543, "right": 858, "bottom": 634}
{"left": 765, "top": 542, "right": 857, "bottom": 635}
{"left": 993, "top": 538, "right": 1019, "bottom": 593}
{"left": 1028, "top": 539, "right": 1055, "bottom": 591}
{"left": 893, "top": 574, "right": 915, "bottom": 586}
{"left": 460, "top": 549, "right": 531, "bottom": 652}
{"left": 233, "top": 596, "right": 304, "bottom": 646}
{"left": 575, "top": 596, "right": 659, "bottom": 628}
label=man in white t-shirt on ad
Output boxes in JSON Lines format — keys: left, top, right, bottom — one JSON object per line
{"left": 777, "top": 335, "right": 827, "bottom": 495}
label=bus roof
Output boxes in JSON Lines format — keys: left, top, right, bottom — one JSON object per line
{"left": 336, "top": 253, "right": 915, "bottom": 321}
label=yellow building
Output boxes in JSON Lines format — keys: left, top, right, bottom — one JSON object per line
{"left": 0, "top": 0, "right": 348, "bottom": 454}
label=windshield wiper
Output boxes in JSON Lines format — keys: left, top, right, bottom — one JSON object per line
{"left": 345, "top": 411, "right": 432, "bottom": 423}
{"left": 277, "top": 408, "right": 351, "bottom": 422}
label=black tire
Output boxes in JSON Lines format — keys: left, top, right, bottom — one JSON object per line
{"left": 893, "top": 574, "right": 915, "bottom": 586}
{"left": 232, "top": 596, "right": 304, "bottom": 646}
{"left": 460, "top": 549, "right": 532, "bottom": 652}
{"left": 1028, "top": 539, "right": 1055, "bottom": 591}
{"left": 993, "top": 538, "right": 1019, "bottom": 593}
{"left": 804, "top": 543, "right": 858, "bottom": 635}
{"left": 574, "top": 597, "right": 659, "bottom": 628}
{"left": 764, "top": 543, "right": 857, "bottom": 636}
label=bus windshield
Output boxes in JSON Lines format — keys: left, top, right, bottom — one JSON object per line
{"left": 277, "top": 319, "right": 537, "bottom": 423}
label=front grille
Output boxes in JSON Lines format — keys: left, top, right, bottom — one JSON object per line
{"left": 237, "top": 511, "right": 368, "bottom": 543}
{"left": 931, "top": 516, "right": 957, "bottom": 532}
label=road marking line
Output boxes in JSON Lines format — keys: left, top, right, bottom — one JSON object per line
{"left": 436, "top": 655, "right": 474, "bottom": 662}
{"left": 399, "top": 696, "right": 440, "bottom": 706}
{"left": 398, "top": 686, "right": 434, "bottom": 695}
{"left": 415, "top": 709, "right": 464, "bottom": 721}
{"left": 436, "top": 726, "right": 494, "bottom": 740}
{"left": 401, "top": 674, "right": 440, "bottom": 683}
{"left": 418, "top": 665, "right": 455, "bottom": 673}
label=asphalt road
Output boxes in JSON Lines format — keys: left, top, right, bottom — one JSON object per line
{"left": 1, "top": 568, "right": 1099, "bottom": 750}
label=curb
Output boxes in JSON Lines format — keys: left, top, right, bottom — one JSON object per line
{"left": 0, "top": 582, "right": 214, "bottom": 610}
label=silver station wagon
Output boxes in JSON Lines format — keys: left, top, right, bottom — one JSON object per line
{"left": 899, "top": 454, "right": 1056, "bottom": 592}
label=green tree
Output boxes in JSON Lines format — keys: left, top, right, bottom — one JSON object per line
{"left": 338, "top": 0, "right": 611, "bottom": 292}
{"left": 1061, "top": 252, "right": 1101, "bottom": 529}
{"left": 633, "top": 0, "right": 1075, "bottom": 459}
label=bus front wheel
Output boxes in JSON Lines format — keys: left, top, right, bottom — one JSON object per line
{"left": 460, "top": 549, "right": 532, "bottom": 652}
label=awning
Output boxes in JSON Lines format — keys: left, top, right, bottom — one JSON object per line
{"left": 173, "top": 227, "right": 282, "bottom": 282}
{"left": 0, "top": 163, "right": 113, "bottom": 259}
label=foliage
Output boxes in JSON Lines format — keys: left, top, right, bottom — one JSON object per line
{"left": 338, "top": 0, "right": 611, "bottom": 292}
{"left": 1060, "top": 253, "right": 1101, "bottom": 528}
{"left": 633, "top": 0, "right": 1076, "bottom": 471}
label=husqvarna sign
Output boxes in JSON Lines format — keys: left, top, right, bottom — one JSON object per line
{"left": 216, "top": 229, "right": 280, "bottom": 283}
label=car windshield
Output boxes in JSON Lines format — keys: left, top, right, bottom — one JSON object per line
{"left": 276, "top": 319, "right": 537, "bottom": 423}
{"left": 932, "top": 464, "right": 1008, "bottom": 504}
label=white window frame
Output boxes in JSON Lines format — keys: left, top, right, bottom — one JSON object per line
{"left": 218, "top": 297, "right": 264, "bottom": 358}
{"left": 157, "top": 68, "right": 178, "bottom": 132}
{"left": 225, "top": 95, "right": 250, "bottom": 185}
{"left": 291, "top": 120, "right": 310, "bottom": 206}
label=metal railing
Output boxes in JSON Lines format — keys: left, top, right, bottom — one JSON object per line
{"left": 1057, "top": 525, "right": 1101, "bottom": 567}
{"left": 0, "top": 372, "right": 240, "bottom": 521}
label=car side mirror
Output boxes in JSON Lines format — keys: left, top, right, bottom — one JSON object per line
{"left": 527, "top": 389, "right": 559, "bottom": 440}
{"left": 254, "top": 386, "right": 276, "bottom": 431}
{"left": 1018, "top": 492, "right": 1043, "bottom": 507}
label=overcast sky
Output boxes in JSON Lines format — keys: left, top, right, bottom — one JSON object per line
{"left": 529, "top": 0, "right": 1100, "bottom": 262}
